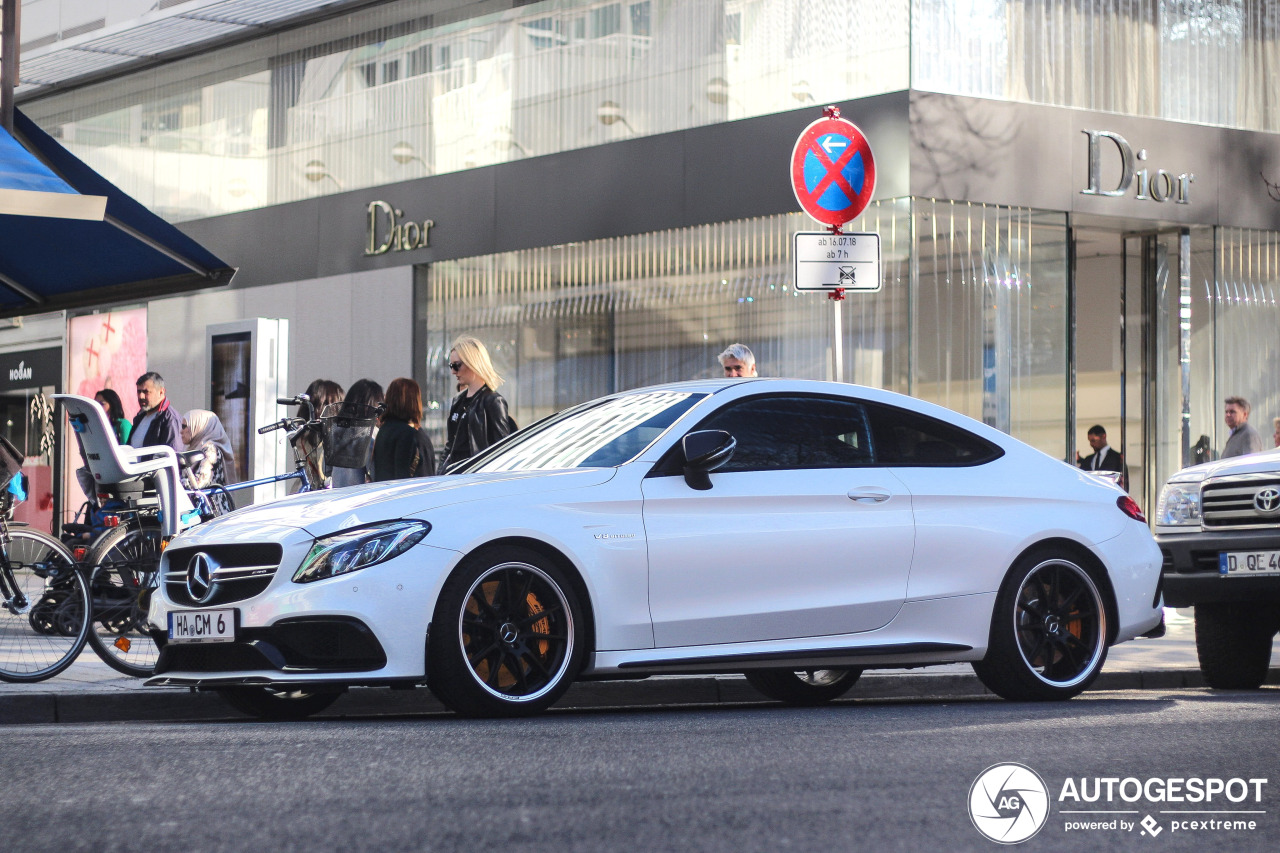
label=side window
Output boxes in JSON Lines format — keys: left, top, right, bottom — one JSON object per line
{"left": 695, "top": 395, "right": 874, "bottom": 472}
{"left": 864, "top": 402, "right": 1003, "bottom": 466}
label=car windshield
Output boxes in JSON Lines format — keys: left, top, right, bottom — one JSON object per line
{"left": 461, "top": 391, "right": 706, "bottom": 473}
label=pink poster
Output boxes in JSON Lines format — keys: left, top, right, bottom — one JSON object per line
{"left": 67, "top": 309, "right": 148, "bottom": 417}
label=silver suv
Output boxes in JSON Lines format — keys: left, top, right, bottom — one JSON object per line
{"left": 1155, "top": 449, "right": 1280, "bottom": 688}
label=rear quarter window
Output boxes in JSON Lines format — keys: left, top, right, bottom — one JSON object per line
{"left": 864, "top": 402, "right": 1004, "bottom": 466}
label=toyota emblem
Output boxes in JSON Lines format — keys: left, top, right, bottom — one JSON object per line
{"left": 186, "top": 552, "right": 219, "bottom": 604}
{"left": 1254, "top": 487, "right": 1280, "bottom": 514}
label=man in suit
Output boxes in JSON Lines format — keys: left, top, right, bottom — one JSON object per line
{"left": 1222, "top": 396, "right": 1263, "bottom": 458}
{"left": 1077, "top": 425, "right": 1124, "bottom": 475}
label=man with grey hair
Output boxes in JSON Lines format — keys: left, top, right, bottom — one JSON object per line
{"left": 717, "top": 343, "right": 757, "bottom": 377}
{"left": 1222, "top": 395, "right": 1263, "bottom": 458}
{"left": 130, "top": 371, "right": 184, "bottom": 454}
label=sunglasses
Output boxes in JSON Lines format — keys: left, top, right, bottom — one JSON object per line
{"left": 448, "top": 361, "right": 465, "bottom": 372}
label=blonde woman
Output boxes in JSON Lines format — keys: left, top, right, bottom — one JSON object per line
{"left": 181, "top": 409, "right": 237, "bottom": 515}
{"left": 440, "top": 335, "right": 515, "bottom": 471}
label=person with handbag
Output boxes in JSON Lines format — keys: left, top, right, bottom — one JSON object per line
{"left": 440, "top": 335, "right": 514, "bottom": 472}
{"left": 372, "top": 378, "right": 436, "bottom": 481}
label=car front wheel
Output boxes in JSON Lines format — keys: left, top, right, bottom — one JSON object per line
{"left": 428, "top": 546, "right": 584, "bottom": 718}
{"left": 1194, "top": 603, "right": 1274, "bottom": 689}
{"left": 973, "top": 552, "right": 1109, "bottom": 701}
{"left": 744, "top": 668, "right": 861, "bottom": 705}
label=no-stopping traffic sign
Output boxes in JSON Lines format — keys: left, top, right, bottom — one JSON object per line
{"left": 790, "top": 113, "right": 876, "bottom": 227}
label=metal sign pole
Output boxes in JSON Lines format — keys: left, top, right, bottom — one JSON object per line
{"left": 828, "top": 223, "right": 845, "bottom": 382}
{"left": 1, "top": 0, "right": 19, "bottom": 134}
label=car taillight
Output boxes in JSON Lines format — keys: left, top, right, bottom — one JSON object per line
{"left": 1117, "top": 495, "right": 1145, "bottom": 523}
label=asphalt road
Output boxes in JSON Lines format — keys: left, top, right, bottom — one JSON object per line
{"left": 3, "top": 689, "right": 1276, "bottom": 852}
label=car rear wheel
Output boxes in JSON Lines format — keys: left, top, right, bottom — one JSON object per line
{"left": 744, "top": 668, "right": 861, "bottom": 705}
{"left": 1194, "top": 603, "right": 1274, "bottom": 689}
{"left": 216, "top": 686, "right": 343, "bottom": 721}
{"left": 973, "top": 552, "right": 1109, "bottom": 701}
{"left": 428, "top": 546, "right": 584, "bottom": 718}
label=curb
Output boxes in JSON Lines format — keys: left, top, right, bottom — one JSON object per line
{"left": 4, "top": 667, "right": 1262, "bottom": 725}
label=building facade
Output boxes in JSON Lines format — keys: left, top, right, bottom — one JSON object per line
{"left": 6, "top": 0, "right": 1280, "bottom": 520}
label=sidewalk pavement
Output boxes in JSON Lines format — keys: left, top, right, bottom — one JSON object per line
{"left": 3, "top": 609, "right": 1277, "bottom": 725}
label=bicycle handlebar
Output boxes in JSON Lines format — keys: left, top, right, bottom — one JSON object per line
{"left": 257, "top": 417, "right": 304, "bottom": 435}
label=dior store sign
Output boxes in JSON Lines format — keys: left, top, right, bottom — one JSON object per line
{"left": 1081, "top": 129, "right": 1194, "bottom": 205}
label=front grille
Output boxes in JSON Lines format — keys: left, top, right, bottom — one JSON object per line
{"left": 1201, "top": 475, "right": 1280, "bottom": 530}
{"left": 163, "top": 543, "right": 284, "bottom": 607}
{"left": 154, "top": 617, "right": 387, "bottom": 674}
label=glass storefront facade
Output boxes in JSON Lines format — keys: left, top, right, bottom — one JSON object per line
{"left": 22, "top": 1, "right": 1278, "bottom": 223}
{"left": 22, "top": 0, "right": 912, "bottom": 221}
{"left": 417, "top": 199, "right": 1072, "bottom": 459}
{"left": 14, "top": 1, "right": 1280, "bottom": 508}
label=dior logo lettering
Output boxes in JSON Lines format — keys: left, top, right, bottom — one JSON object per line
{"left": 366, "top": 200, "right": 434, "bottom": 255}
{"left": 1081, "top": 130, "right": 1193, "bottom": 205}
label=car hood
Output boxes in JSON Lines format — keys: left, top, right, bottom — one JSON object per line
{"left": 1167, "top": 447, "right": 1280, "bottom": 483}
{"left": 181, "top": 468, "right": 618, "bottom": 541}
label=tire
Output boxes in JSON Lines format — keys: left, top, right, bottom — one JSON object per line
{"left": 428, "top": 546, "right": 585, "bottom": 718}
{"left": 973, "top": 551, "right": 1109, "bottom": 701}
{"left": 1194, "top": 603, "right": 1274, "bottom": 689}
{"left": 744, "top": 668, "right": 862, "bottom": 706}
{"left": 0, "top": 530, "right": 91, "bottom": 683}
{"left": 217, "top": 686, "right": 343, "bottom": 721}
{"left": 85, "top": 521, "right": 162, "bottom": 677}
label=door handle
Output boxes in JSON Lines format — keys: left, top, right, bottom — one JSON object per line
{"left": 847, "top": 487, "right": 892, "bottom": 503}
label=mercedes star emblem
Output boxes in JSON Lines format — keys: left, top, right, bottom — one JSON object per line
{"left": 186, "top": 552, "right": 218, "bottom": 604}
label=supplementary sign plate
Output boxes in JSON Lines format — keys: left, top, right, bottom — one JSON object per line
{"left": 793, "top": 232, "right": 881, "bottom": 292}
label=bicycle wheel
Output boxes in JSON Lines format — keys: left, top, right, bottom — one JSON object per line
{"left": 86, "top": 520, "right": 163, "bottom": 677}
{"left": 0, "top": 528, "right": 91, "bottom": 683}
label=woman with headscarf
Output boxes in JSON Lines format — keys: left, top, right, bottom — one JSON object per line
{"left": 181, "top": 409, "right": 237, "bottom": 516}
{"left": 439, "top": 335, "right": 514, "bottom": 472}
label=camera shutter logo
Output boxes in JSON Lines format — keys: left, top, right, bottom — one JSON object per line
{"left": 186, "top": 552, "right": 218, "bottom": 604}
{"left": 1253, "top": 487, "right": 1280, "bottom": 515}
{"left": 968, "top": 763, "right": 1050, "bottom": 844}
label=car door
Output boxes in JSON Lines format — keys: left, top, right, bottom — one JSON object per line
{"left": 641, "top": 393, "right": 915, "bottom": 649}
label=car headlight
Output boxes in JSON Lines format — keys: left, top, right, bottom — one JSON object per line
{"left": 1155, "top": 481, "right": 1202, "bottom": 527}
{"left": 293, "top": 520, "right": 431, "bottom": 583}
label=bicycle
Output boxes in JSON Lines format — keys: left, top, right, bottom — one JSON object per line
{"left": 0, "top": 473, "right": 92, "bottom": 683}
{"left": 65, "top": 394, "right": 376, "bottom": 678}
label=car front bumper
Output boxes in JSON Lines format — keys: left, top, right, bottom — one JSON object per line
{"left": 147, "top": 537, "right": 462, "bottom": 687}
{"left": 1157, "top": 528, "right": 1280, "bottom": 608}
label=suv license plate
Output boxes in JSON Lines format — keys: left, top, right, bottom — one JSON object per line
{"left": 1218, "top": 551, "right": 1280, "bottom": 576}
{"left": 168, "top": 609, "right": 236, "bottom": 643}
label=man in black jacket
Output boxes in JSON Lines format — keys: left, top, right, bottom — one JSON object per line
{"left": 1077, "top": 424, "right": 1124, "bottom": 476}
{"left": 129, "top": 371, "right": 183, "bottom": 454}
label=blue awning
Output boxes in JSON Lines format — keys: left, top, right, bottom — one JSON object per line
{"left": 0, "top": 109, "right": 234, "bottom": 315}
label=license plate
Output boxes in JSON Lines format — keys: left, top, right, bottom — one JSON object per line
{"left": 1218, "top": 551, "right": 1280, "bottom": 577}
{"left": 168, "top": 609, "right": 236, "bottom": 643}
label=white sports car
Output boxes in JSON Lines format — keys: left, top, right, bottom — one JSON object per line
{"left": 146, "top": 379, "right": 1163, "bottom": 719}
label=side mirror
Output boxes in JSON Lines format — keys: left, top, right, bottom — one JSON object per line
{"left": 682, "top": 430, "right": 736, "bottom": 491}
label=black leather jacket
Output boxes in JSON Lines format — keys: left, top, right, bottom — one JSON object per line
{"left": 441, "top": 387, "right": 513, "bottom": 472}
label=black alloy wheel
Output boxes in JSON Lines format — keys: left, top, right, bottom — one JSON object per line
{"left": 973, "top": 552, "right": 1109, "bottom": 701}
{"left": 428, "top": 546, "right": 584, "bottom": 717}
